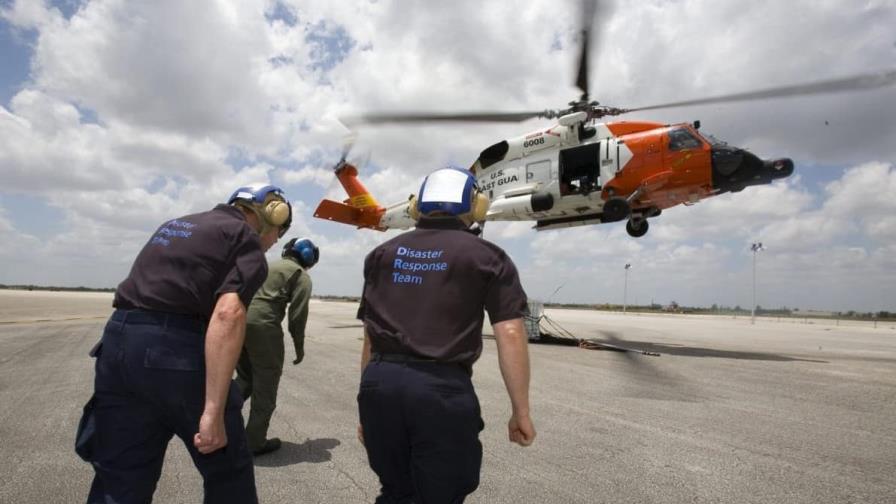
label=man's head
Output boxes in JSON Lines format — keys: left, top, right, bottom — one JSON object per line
{"left": 409, "top": 167, "right": 489, "bottom": 225}
{"left": 282, "top": 237, "right": 320, "bottom": 269}
{"left": 228, "top": 184, "right": 292, "bottom": 251}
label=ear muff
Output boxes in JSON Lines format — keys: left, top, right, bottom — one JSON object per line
{"left": 408, "top": 195, "right": 420, "bottom": 221}
{"left": 470, "top": 191, "right": 489, "bottom": 222}
{"left": 298, "top": 246, "right": 315, "bottom": 267}
{"left": 291, "top": 238, "right": 319, "bottom": 268}
{"left": 262, "top": 196, "right": 290, "bottom": 227}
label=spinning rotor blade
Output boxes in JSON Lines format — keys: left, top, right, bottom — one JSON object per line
{"left": 575, "top": 0, "right": 598, "bottom": 101}
{"left": 625, "top": 68, "right": 896, "bottom": 113}
{"left": 339, "top": 132, "right": 357, "bottom": 163}
{"left": 342, "top": 111, "right": 550, "bottom": 125}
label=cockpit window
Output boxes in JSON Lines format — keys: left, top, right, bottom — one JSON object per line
{"left": 667, "top": 127, "right": 703, "bottom": 151}
{"left": 701, "top": 132, "right": 727, "bottom": 147}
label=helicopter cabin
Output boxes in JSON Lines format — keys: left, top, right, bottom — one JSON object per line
{"left": 557, "top": 136, "right": 635, "bottom": 197}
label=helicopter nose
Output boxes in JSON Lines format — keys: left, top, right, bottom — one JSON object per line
{"left": 764, "top": 158, "right": 794, "bottom": 179}
{"left": 711, "top": 148, "right": 795, "bottom": 193}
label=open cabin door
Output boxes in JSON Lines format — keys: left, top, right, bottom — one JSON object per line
{"left": 559, "top": 140, "right": 626, "bottom": 196}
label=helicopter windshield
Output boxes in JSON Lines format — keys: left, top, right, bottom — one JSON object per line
{"left": 667, "top": 127, "right": 703, "bottom": 151}
{"left": 698, "top": 131, "right": 728, "bottom": 147}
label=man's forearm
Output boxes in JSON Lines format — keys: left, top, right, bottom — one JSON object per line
{"left": 204, "top": 293, "right": 247, "bottom": 415}
{"left": 493, "top": 318, "right": 531, "bottom": 416}
{"left": 360, "top": 328, "right": 371, "bottom": 373}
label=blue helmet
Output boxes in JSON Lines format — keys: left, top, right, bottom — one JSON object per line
{"left": 416, "top": 167, "right": 478, "bottom": 217}
{"left": 227, "top": 184, "right": 292, "bottom": 236}
{"left": 413, "top": 167, "right": 489, "bottom": 222}
{"left": 283, "top": 237, "right": 319, "bottom": 268}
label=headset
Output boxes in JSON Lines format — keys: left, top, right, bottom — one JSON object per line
{"left": 408, "top": 167, "right": 489, "bottom": 223}
{"left": 282, "top": 237, "right": 320, "bottom": 268}
{"left": 228, "top": 184, "right": 292, "bottom": 237}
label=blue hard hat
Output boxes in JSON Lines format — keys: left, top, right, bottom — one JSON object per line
{"left": 283, "top": 237, "right": 319, "bottom": 268}
{"left": 227, "top": 184, "right": 287, "bottom": 205}
{"left": 416, "top": 167, "right": 478, "bottom": 217}
{"left": 228, "top": 184, "right": 292, "bottom": 236}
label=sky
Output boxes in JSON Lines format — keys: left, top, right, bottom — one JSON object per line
{"left": 1, "top": 0, "right": 895, "bottom": 313}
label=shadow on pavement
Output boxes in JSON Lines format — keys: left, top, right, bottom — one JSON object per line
{"left": 252, "top": 438, "right": 341, "bottom": 467}
{"left": 600, "top": 339, "right": 828, "bottom": 363}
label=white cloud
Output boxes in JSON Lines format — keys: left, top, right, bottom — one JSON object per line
{"left": 1, "top": 0, "right": 895, "bottom": 312}
{"left": 279, "top": 166, "right": 333, "bottom": 188}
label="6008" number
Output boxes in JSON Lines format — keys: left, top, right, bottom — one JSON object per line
{"left": 523, "top": 137, "right": 545, "bottom": 148}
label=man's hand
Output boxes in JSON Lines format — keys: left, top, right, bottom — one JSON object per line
{"left": 194, "top": 410, "right": 228, "bottom": 454}
{"left": 508, "top": 412, "right": 536, "bottom": 446}
{"left": 357, "top": 424, "right": 365, "bottom": 446}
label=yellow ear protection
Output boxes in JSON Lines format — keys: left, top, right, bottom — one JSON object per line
{"left": 470, "top": 189, "right": 489, "bottom": 222}
{"left": 408, "top": 195, "right": 420, "bottom": 221}
{"left": 260, "top": 193, "right": 291, "bottom": 228}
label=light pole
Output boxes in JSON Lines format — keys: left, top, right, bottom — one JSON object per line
{"left": 750, "top": 242, "right": 765, "bottom": 324}
{"left": 623, "top": 263, "right": 631, "bottom": 313}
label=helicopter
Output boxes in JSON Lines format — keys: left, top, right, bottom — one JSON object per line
{"left": 314, "top": 1, "right": 896, "bottom": 238}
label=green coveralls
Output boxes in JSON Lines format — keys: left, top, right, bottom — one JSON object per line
{"left": 235, "top": 256, "right": 312, "bottom": 451}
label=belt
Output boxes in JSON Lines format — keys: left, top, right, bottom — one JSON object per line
{"left": 370, "top": 352, "right": 472, "bottom": 376}
{"left": 111, "top": 309, "right": 206, "bottom": 334}
{"left": 371, "top": 352, "right": 443, "bottom": 364}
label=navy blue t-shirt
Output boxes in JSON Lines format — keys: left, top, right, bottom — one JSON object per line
{"left": 114, "top": 205, "right": 268, "bottom": 321}
{"left": 357, "top": 217, "right": 528, "bottom": 366}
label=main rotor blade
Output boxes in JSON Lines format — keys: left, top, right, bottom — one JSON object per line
{"left": 575, "top": 0, "right": 598, "bottom": 99}
{"left": 340, "top": 132, "right": 357, "bottom": 161}
{"left": 625, "top": 68, "right": 896, "bottom": 113}
{"left": 342, "top": 111, "right": 548, "bottom": 125}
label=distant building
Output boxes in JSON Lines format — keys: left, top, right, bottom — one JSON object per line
{"left": 792, "top": 309, "right": 836, "bottom": 317}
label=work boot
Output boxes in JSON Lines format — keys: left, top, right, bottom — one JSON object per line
{"left": 252, "top": 437, "right": 282, "bottom": 456}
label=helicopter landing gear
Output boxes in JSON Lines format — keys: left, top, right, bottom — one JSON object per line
{"left": 601, "top": 197, "right": 630, "bottom": 222}
{"left": 626, "top": 217, "right": 649, "bottom": 238}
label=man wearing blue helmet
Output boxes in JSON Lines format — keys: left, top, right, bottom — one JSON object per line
{"left": 235, "top": 237, "right": 318, "bottom": 456}
{"left": 76, "top": 184, "right": 291, "bottom": 503}
{"left": 356, "top": 167, "right": 536, "bottom": 503}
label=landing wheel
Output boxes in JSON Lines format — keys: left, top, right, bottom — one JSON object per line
{"left": 626, "top": 218, "right": 649, "bottom": 238}
{"left": 602, "top": 197, "right": 631, "bottom": 223}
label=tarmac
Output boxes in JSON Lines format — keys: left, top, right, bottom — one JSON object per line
{"left": 0, "top": 289, "right": 894, "bottom": 503}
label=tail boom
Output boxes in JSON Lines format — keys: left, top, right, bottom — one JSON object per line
{"left": 313, "top": 161, "right": 389, "bottom": 231}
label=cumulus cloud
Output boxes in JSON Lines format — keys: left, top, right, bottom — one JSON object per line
{"left": 0, "top": 0, "right": 894, "bottom": 311}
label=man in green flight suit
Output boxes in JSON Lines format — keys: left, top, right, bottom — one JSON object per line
{"left": 235, "top": 237, "right": 319, "bottom": 456}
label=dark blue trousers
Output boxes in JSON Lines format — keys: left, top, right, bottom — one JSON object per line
{"left": 358, "top": 360, "right": 484, "bottom": 504}
{"left": 81, "top": 309, "right": 257, "bottom": 504}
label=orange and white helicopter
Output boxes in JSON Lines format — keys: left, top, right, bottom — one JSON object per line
{"left": 314, "top": 2, "right": 895, "bottom": 238}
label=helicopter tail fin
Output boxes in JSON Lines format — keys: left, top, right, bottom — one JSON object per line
{"left": 313, "top": 161, "right": 387, "bottom": 230}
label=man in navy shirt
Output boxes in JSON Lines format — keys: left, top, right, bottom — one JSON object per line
{"left": 77, "top": 184, "right": 291, "bottom": 504}
{"left": 356, "top": 167, "right": 536, "bottom": 503}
